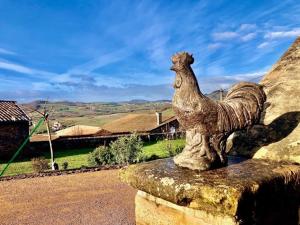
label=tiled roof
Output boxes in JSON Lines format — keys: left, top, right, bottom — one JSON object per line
{"left": 56, "top": 125, "right": 111, "bottom": 137}
{"left": 0, "top": 101, "right": 30, "bottom": 122}
{"left": 102, "top": 113, "right": 176, "bottom": 134}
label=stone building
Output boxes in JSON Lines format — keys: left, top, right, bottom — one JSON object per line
{"left": 0, "top": 101, "right": 30, "bottom": 159}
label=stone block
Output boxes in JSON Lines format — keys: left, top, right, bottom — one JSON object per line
{"left": 120, "top": 158, "right": 300, "bottom": 225}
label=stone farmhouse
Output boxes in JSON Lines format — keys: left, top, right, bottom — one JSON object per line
{"left": 0, "top": 101, "right": 30, "bottom": 159}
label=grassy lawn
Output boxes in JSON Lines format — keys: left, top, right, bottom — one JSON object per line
{"left": 0, "top": 139, "right": 185, "bottom": 177}
{"left": 142, "top": 139, "right": 185, "bottom": 158}
{"left": 0, "top": 148, "right": 94, "bottom": 176}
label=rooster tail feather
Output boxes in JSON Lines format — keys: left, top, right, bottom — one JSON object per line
{"left": 220, "top": 82, "right": 266, "bottom": 130}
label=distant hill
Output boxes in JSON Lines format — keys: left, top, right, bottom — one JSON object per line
{"left": 20, "top": 89, "right": 226, "bottom": 134}
{"left": 121, "top": 99, "right": 151, "bottom": 104}
{"left": 22, "top": 89, "right": 223, "bottom": 107}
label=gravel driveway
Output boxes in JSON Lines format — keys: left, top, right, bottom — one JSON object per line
{"left": 0, "top": 170, "right": 136, "bottom": 225}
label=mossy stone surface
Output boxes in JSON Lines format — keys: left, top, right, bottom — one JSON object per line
{"left": 120, "top": 157, "right": 300, "bottom": 220}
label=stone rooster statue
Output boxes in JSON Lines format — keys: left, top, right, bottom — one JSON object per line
{"left": 171, "top": 52, "right": 266, "bottom": 170}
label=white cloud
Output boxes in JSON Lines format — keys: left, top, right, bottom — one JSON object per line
{"left": 241, "top": 32, "right": 256, "bottom": 42}
{"left": 0, "top": 60, "right": 58, "bottom": 79}
{"left": 67, "top": 48, "right": 131, "bottom": 75}
{"left": 222, "top": 71, "right": 266, "bottom": 82}
{"left": 0, "top": 61, "right": 34, "bottom": 74}
{"left": 264, "top": 28, "right": 300, "bottom": 39}
{"left": 146, "top": 34, "right": 169, "bottom": 67}
{"left": 239, "top": 24, "right": 257, "bottom": 31}
{"left": 212, "top": 26, "right": 257, "bottom": 43}
{"left": 199, "top": 70, "right": 268, "bottom": 93}
{"left": 257, "top": 42, "right": 270, "bottom": 49}
{"left": 207, "top": 43, "right": 223, "bottom": 51}
{"left": 212, "top": 32, "right": 239, "bottom": 41}
{"left": 0, "top": 48, "right": 16, "bottom": 55}
{"left": 32, "top": 82, "right": 53, "bottom": 91}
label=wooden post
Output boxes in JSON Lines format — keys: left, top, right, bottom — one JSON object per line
{"left": 45, "top": 114, "right": 55, "bottom": 170}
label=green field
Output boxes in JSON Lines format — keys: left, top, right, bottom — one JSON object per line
{"left": 0, "top": 139, "right": 185, "bottom": 176}
{"left": 22, "top": 101, "right": 173, "bottom": 134}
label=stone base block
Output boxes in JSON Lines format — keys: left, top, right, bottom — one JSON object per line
{"left": 135, "top": 191, "right": 237, "bottom": 225}
{"left": 120, "top": 158, "right": 300, "bottom": 225}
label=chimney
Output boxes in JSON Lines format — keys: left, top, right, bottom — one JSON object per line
{"left": 156, "top": 112, "right": 162, "bottom": 125}
{"left": 220, "top": 89, "right": 224, "bottom": 101}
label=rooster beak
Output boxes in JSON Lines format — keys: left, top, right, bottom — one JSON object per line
{"left": 170, "top": 65, "right": 176, "bottom": 71}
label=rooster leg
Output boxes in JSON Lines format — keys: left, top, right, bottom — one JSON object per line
{"left": 174, "top": 129, "right": 215, "bottom": 170}
{"left": 210, "top": 134, "right": 228, "bottom": 166}
{"left": 201, "top": 135, "right": 215, "bottom": 159}
{"left": 219, "top": 138, "right": 228, "bottom": 164}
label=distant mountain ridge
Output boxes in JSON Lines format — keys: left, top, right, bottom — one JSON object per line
{"left": 22, "top": 90, "right": 225, "bottom": 106}
{"left": 20, "top": 89, "right": 228, "bottom": 134}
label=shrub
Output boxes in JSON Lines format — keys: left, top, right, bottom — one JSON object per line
{"left": 145, "top": 154, "right": 159, "bottom": 162}
{"left": 163, "top": 141, "right": 184, "bottom": 157}
{"left": 174, "top": 145, "right": 184, "bottom": 155}
{"left": 31, "top": 157, "right": 50, "bottom": 173}
{"left": 62, "top": 161, "right": 69, "bottom": 170}
{"left": 88, "top": 146, "right": 115, "bottom": 166}
{"left": 110, "top": 134, "right": 143, "bottom": 164}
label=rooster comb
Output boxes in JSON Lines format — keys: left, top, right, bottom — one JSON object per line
{"left": 171, "top": 52, "right": 194, "bottom": 65}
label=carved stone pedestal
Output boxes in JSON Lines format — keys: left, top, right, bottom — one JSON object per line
{"left": 120, "top": 158, "right": 300, "bottom": 225}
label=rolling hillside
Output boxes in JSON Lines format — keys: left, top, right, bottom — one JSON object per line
{"left": 20, "top": 90, "right": 225, "bottom": 134}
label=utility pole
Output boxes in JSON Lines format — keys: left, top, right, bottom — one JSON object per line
{"left": 24, "top": 104, "right": 57, "bottom": 171}
{"left": 45, "top": 112, "right": 55, "bottom": 170}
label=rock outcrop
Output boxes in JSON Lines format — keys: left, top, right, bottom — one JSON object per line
{"left": 229, "top": 37, "right": 300, "bottom": 163}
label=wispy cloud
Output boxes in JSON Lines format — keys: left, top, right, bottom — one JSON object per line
{"left": 239, "top": 24, "right": 257, "bottom": 31}
{"left": 264, "top": 28, "right": 300, "bottom": 39}
{"left": 0, "top": 60, "right": 58, "bottom": 79}
{"left": 199, "top": 70, "right": 268, "bottom": 93}
{"left": 0, "top": 48, "right": 16, "bottom": 55}
{"left": 67, "top": 49, "right": 131, "bottom": 75}
{"left": 0, "top": 61, "right": 33, "bottom": 74}
{"left": 207, "top": 43, "right": 223, "bottom": 51}
{"left": 257, "top": 42, "right": 270, "bottom": 49}
{"left": 212, "top": 32, "right": 239, "bottom": 41}
{"left": 1, "top": 0, "right": 300, "bottom": 102}
{"left": 212, "top": 24, "right": 257, "bottom": 43}
{"left": 241, "top": 32, "right": 256, "bottom": 42}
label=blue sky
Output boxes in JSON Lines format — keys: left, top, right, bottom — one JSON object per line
{"left": 0, "top": 0, "right": 300, "bottom": 102}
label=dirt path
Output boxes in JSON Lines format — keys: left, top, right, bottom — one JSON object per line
{"left": 0, "top": 170, "right": 136, "bottom": 225}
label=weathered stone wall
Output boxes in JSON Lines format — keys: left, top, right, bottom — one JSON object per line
{"left": 0, "top": 122, "right": 29, "bottom": 159}
{"left": 229, "top": 37, "right": 300, "bottom": 163}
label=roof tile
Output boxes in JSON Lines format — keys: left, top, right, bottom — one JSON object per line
{"left": 0, "top": 101, "right": 30, "bottom": 122}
